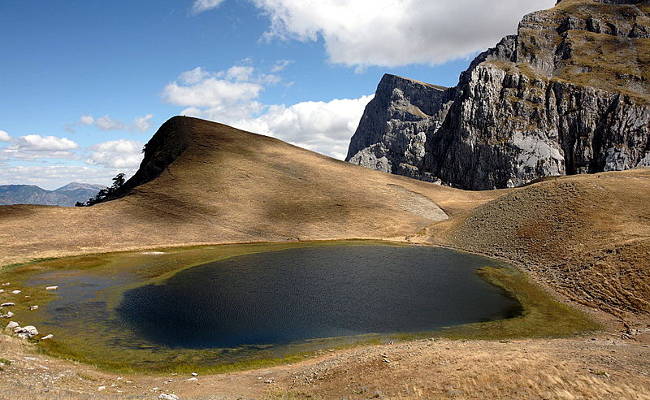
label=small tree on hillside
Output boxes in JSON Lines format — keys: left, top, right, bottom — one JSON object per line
{"left": 75, "top": 172, "right": 127, "bottom": 207}
{"left": 111, "top": 173, "right": 125, "bottom": 190}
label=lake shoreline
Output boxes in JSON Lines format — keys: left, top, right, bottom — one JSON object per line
{"left": 0, "top": 240, "right": 598, "bottom": 375}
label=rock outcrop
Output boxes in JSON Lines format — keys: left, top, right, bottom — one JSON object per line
{"left": 346, "top": 75, "right": 452, "bottom": 182}
{"left": 347, "top": 0, "right": 650, "bottom": 189}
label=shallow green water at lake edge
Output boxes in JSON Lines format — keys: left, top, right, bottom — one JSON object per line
{"left": 0, "top": 240, "right": 599, "bottom": 373}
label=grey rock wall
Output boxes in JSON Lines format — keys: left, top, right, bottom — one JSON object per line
{"left": 346, "top": 74, "right": 452, "bottom": 182}
{"left": 347, "top": 0, "right": 650, "bottom": 189}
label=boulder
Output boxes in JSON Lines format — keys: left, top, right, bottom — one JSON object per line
{"left": 5, "top": 321, "right": 19, "bottom": 331}
{"left": 14, "top": 325, "right": 38, "bottom": 339}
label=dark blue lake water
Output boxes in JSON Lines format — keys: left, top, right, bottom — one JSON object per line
{"left": 117, "top": 245, "right": 520, "bottom": 349}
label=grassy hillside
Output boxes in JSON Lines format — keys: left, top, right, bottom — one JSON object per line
{"left": 0, "top": 117, "right": 493, "bottom": 267}
{"left": 0, "top": 116, "right": 649, "bottom": 399}
{"left": 425, "top": 169, "right": 650, "bottom": 323}
{"left": 2, "top": 116, "right": 648, "bottom": 329}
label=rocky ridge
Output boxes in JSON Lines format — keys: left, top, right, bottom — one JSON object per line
{"left": 347, "top": 0, "right": 650, "bottom": 189}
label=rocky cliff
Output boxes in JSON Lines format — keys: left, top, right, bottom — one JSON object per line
{"left": 347, "top": 0, "right": 650, "bottom": 189}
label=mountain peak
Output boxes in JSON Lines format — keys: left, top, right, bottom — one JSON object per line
{"left": 380, "top": 74, "right": 447, "bottom": 91}
{"left": 0, "top": 183, "right": 102, "bottom": 206}
{"left": 55, "top": 182, "right": 104, "bottom": 192}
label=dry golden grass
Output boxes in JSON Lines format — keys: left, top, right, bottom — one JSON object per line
{"left": 513, "top": 0, "right": 650, "bottom": 103}
{"left": 273, "top": 338, "right": 650, "bottom": 400}
{"left": 0, "top": 118, "right": 494, "bottom": 268}
{"left": 1, "top": 333, "right": 649, "bottom": 400}
{"left": 431, "top": 170, "right": 650, "bottom": 327}
{"left": 0, "top": 117, "right": 649, "bottom": 399}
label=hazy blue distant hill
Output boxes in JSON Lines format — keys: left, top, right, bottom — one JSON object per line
{"left": 0, "top": 182, "right": 104, "bottom": 206}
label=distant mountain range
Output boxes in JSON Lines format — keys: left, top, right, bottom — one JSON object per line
{"left": 0, "top": 182, "right": 104, "bottom": 207}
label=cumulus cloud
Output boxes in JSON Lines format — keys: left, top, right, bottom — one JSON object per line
{"left": 87, "top": 139, "right": 144, "bottom": 169}
{"left": 192, "top": 0, "right": 226, "bottom": 14}
{"left": 72, "top": 114, "right": 154, "bottom": 133}
{"left": 0, "top": 135, "right": 143, "bottom": 188}
{"left": 0, "top": 130, "right": 11, "bottom": 142}
{"left": 16, "top": 135, "right": 78, "bottom": 151}
{"left": 167, "top": 64, "right": 372, "bottom": 159}
{"left": 249, "top": 0, "right": 555, "bottom": 67}
{"left": 181, "top": 101, "right": 265, "bottom": 123}
{"left": 233, "top": 95, "right": 373, "bottom": 159}
{"left": 95, "top": 116, "right": 126, "bottom": 131}
{"left": 225, "top": 65, "right": 255, "bottom": 81}
{"left": 134, "top": 114, "right": 154, "bottom": 132}
{"left": 164, "top": 78, "right": 262, "bottom": 108}
{"left": 270, "top": 59, "right": 293, "bottom": 73}
{"left": 79, "top": 115, "right": 95, "bottom": 125}
{"left": 163, "top": 65, "right": 276, "bottom": 122}
{"left": 0, "top": 134, "right": 79, "bottom": 161}
{"left": 183, "top": 94, "right": 373, "bottom": 159}
{"left": 179, "top": 67, "right": 211, "bottom": 85}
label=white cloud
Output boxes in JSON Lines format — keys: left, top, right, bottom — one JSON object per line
{"left": 182, "top": 93, "right": 373, "bottom": 160}
{"left": 163, "top": 66, "right": 272, "bottom": 122}
{"left": 163, "top": 78, "right": 262, "bottom": 108}
{"left": 95, "top": 115, "right": 126, "bottom": 131}
{"left": 259, "top": 73, "right": 281, "bottom": 85}
{"left": 70, "top": 114, "right": 155, "bottom": 133}
{"left": 181, "top": 100, "right": 265, "bottom": 123}
{"left": 232, "top": 95, "right": 373, "bottom": 159}
{"left": 0, "top": 130, "right": 11, "bottom": 142}
{"left": 225, "top": 65, "right": 255, "bottom": 81}
{"left": 16, "top": 135, "right": 78, "bottom": 151}
{"left": 0, "top": 135, "right": 143, "bottom": 188}
{"left": 167, "top": 64, "right": 372, "bottom": 159}
{"left": 134, "top": 114, "right": 154, "bottom": 132}
{"left": 87, "top": 139, "right": 144, "bottom": 169}
{"left": 0, "top": 134, "right": 79, "bottom": 161}
{"left": 250, "top": 0, "right": 556, "bottom": 67}
{"left": 179, "top": 67, "right": 211, "bottom": 85}
{"left": 192, "top": 0, "right": 226, "bottom": 14}
{"left": 80, "top": 115, "right": 95, "bottom": 125}
{"left": 270, "top": 59, "right": 293, "bottom": 73}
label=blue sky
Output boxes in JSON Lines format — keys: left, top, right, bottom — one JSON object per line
{"left": 0, "top": 0, "right": 554, "bottom": 189}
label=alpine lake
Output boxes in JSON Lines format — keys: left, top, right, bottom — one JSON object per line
{"left": 0, "top": 240, "right": 599, "bottom": 373}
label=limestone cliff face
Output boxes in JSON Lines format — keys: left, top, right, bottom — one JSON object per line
{"left": 346, "top": 74, "right": 452, "bottom": 182}
{"left": 347, "top": 0, "right": 650, "bottom": 189}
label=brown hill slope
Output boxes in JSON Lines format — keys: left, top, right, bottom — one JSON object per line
{"left": 424, "top": 169, "right": 650, "bottom": 322}
{"left": 1, "top": 116, "right": 648, "bottom": 324}
{"left": 0, "top": 117, "right": 491, "bottom": 266}
{"left": 0, "top": 116, "right": 649, "bottom": 398}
